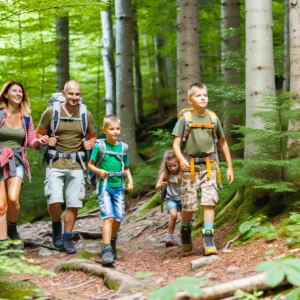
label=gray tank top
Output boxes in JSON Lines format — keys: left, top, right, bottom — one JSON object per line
{"left": 165, "top": 174, "right": 181, "bottom": 201}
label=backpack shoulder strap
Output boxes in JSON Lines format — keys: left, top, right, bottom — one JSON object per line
{"left": 121, "top": 142, "right": 128, "bottom": 156}
{"left": 95, "top": 139, "right": 106, "bottom": 167}
{"left": 24, "top": 116, "right": 30, "bottom": 132}
{"left": 0, "top": 109, "right": 4, "bottom": 124}
{"left": 205, "top": 109, "right": 217, "bottom": 139}
{"left": 79, "top": 104, "right": 88, "bottom": 139}
{"left": 50, "top": 102, "right": 61, "bottom": 137}
{"left": 178, "top": 108, "right": 193, "bottom": 143}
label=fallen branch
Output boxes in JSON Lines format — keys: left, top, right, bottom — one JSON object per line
{"left": 135, "top": 211, "right": 154, "bottom": 222}
{"left": 174, "top": 272, "right": 287, "bottom": 300}
{"left": 73, "top": 230, "right": 102, "bottom": 240}
{"left": 77, "top": 208, "right": 100, "bottom": 219}
{"left": 129, "top": 225, "right": 151, "bottom": 240}
{"left": 62, "top": 279, "right": 97, "bottom": 290}
{"left": 151, "top": 220, "right": 168, "bottom": 232}
{"left": 222, "top": 233, "right": 242, "bottom": 252}
{"left": 56, "top": 259, "right": 143, "bottom": 293}
{"left": 24, "top": 240, "right": 62, "bottom": 251}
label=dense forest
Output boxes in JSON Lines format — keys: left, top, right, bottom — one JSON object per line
{"left": 1, "top": 0, "right": 296, "bottom": 224}
{"left": 2, "top": 0, "right": 300, "bottom": 299}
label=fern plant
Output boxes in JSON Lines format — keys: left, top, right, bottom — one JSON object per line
{"left": 232, "top": 92, "right": 300, "bottom": 193}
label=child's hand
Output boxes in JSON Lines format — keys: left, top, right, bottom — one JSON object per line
{"left": 179, "top": 159, "right": 190, "bottom": 171}
{"left": 97, "top": 169, "right": 108, "bottom": 179}
{"left": 227, "top": 168, "right": 234, "bottom": 184}
{"left": 160, "top": 181, "right": 167, "bottom": 189}
{"left": 127, "top": 182, "right": 133, "bottom": 192}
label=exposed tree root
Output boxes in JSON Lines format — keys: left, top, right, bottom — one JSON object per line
{"left": 56, "top": 259, "right": 143, "bottom": 293}
{"left": 222, "top": 233, "right": 242, "bottom": 252}
{"left": 24, "top": 240, "right": 62, "bottom": 251}
{"left": 73, "top": 230, "right": 102, "bottom": 239}
{"left": 174, "top": 272, "right": 287, "bottom": 300}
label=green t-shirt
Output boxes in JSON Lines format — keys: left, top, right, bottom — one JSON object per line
{"left": 91, "top": 140, "right": 129, "bottom": 188}
{"left": 38, "top": 105, "right": 96, "bottom": 170}
{"left": 172, "top": 113, "right": 225, "bottom": 158}
{"left": 0, "top": 123, "right": 25, "bottom": 151}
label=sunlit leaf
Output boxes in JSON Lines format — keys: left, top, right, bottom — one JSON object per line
{"left": 264, "top": 269, "right": 285, "bottom": 287}
{"left": 148, "top": 284, "right": 176, "bottom": 300}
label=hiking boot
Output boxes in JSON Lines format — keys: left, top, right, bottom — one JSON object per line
{"left": 180, "top": 225, "right": 193, "bottom": 252}
{"left": 63, "top": 234, "right": 77, "bottom": 255}
{"left": 101, "top": 246, "right": 114, "bottom": 266}
{"left": 7, "top": 223, "right": 24, "bottom": 250}
{"left": 110, "top": 238, "right": 117, "bottom": 260}
{"left": 0, "top": 240, "right": 10, "bottom": 257}
{"left": 165, "top": 235, "right": 175, "bottom": 247}
{"left": 202, "top": 229, "right": 217, "bottom": 256}
{"left": 52, "top": 221, "right": 63, "bottom": 248}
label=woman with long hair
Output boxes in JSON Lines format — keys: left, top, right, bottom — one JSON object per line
{"left": 0, "top": 81, "right": 48, "bottom": 253}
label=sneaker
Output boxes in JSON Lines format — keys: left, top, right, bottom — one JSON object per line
{"left": 7, "top": 223, "right": 24, "bottom": 250}
{"left": 165, "top": 235, "right": 175, "bottom": 247}
{"left": 52, "top": 221, "right": 63, "bottom": 249}
{"left": 180, "top": 225, "right": 193, "bottom": 252}
{"left": 202, "top": 229, "right": 217, "bottom": 256}
{"left": 110, "top": 238, "right": 117, "bottom": 260}
{"left": 63, "top": 234, "right": 77, "bottom": 255}
{"left": 101, "top": 246, "right": 114, "bottom": 266}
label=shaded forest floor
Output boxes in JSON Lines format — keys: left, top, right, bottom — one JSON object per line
{"left": 8, "top": 194, "right": 299, "bottom": 300}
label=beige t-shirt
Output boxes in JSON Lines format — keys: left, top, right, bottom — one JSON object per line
{"left": 38, "top": 105, "right": 95, "bottom": 170}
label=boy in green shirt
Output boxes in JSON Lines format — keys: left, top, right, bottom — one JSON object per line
{"left": 172, "top": 83, "right": 234, "bottom": 255}
{"left": 88, "top": 114, "right": 133, "bottom": 265}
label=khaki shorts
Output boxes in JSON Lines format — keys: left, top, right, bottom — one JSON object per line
{"left": 44, "top": 168, "right": 85, "bottom": 208}
{"left": 181, "top": 169, "right": 218, "bottom": 212}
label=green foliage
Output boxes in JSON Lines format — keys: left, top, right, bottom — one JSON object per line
{"left": 130, "top": 163, "right": 157, "bottom": 196}
{"left": 256, "top": 258, "right": 300, "bottom": 287}
{"left": 273, "top": 288, "right": 300, "bottom": 300}
{"left": 232, "top": 92, "right": 300, "bottom": 193}
{"left": 139, "top": 192, "right": 160, "bottom": 212}
{"left": 78, "top": 250, "right": 101, "bottom": 259}
{"left": 0, "top": 254, "right": 55, "bottom": 279}
{"left": 148, "top": 277, "right": 205, "bottom": 300}
{"left": 238, "top": 216, "right": 276, "bottom": 241}
{"left": 234, "top": 289, "right": 264, "bottom": 300}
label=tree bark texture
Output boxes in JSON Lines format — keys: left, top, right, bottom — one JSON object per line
{"left": 221, "top": 0, "right": 241, "bottom": 84}
{"left": 133, "top": 5, "right": 143, "bottom": 126}
{"left": 176, "top": 0, "right": 201, "bottom": 112}
{"left": 101, "top": 5, "right": 115, "bottom": 115}
{"left": 245, "top": 0, "right": 275, "bottom": 158}
{"left": 115, "top": 0, "right": 140, "bottom": 166}
{"left": 288, "top": 0, "right": 300, "bottom": 157}
{"left": 55, "top": 16, "right": 69, "bottom": 92}
{"left": 283, "top": 0, "right": 290, "bottom": 92}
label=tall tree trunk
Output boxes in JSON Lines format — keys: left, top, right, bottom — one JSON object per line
{"left": 55, "top": 16, "right": 70, "bottom": 92}
{"left": 154, "top": 35, "right": 168, "bottom": 118}
{"left": 283, "top": 0, "right": 290, "bottom": 92}
{"left": 115, "top": 0, "right": 141, "bottom": 166}
{"left": 288, "top": 0, "right": 300, "bottom": 157}
{"left": 133, "top": 5, "right": 143, "bottom": 126}
{"left": 221, "top": 0, "right": 241, "bottom": 84}
{"left": 244, "top": 0, "right": 275, "bottom": 158}
{"left": 101, "top": 4, "right": 115, "bottom": 115}
{"left": 221, "top": 0, "right": 242, "bottom": 158}
{"left": 176, "top": 0, "right": 201, "bottom": 112}
{"left": 18, "top": 15, "right": 23, "bottom": 75}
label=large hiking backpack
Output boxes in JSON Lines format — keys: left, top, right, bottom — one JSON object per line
{"left": 89, "top": 139, "right": 128, "bottom": 194}
{"left": 178, "top": 107, "right": 223, "bottom": 187}
{"left": 44, "top": 92, "right": 88, "bottom": 170}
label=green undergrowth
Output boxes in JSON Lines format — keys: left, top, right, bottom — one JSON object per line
{"left": 78, "top": 250, "right": 101, "bottom": 259}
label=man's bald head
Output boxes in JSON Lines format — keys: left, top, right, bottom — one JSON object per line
{"left": 63, "top": 80, "right": 81, "bottom": 92}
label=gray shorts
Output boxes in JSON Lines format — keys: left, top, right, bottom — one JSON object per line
{"left": 44, "top": 168, "right": 85, "bottom": 208}
{"left": 0, "top": 165, "right": 24, "bottom": 182}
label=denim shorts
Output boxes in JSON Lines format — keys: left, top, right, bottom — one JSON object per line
{"left": 44, "top": 168, "right": 85, "bottom": 208}
{"left": 166, "top": 199, "right": 182, "bottom": 214}
{"left": 0, "top": 165, "right": 24, "bottom": 181}
{"left": 98, "top": 185, "right": 124, "bottom": 222}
